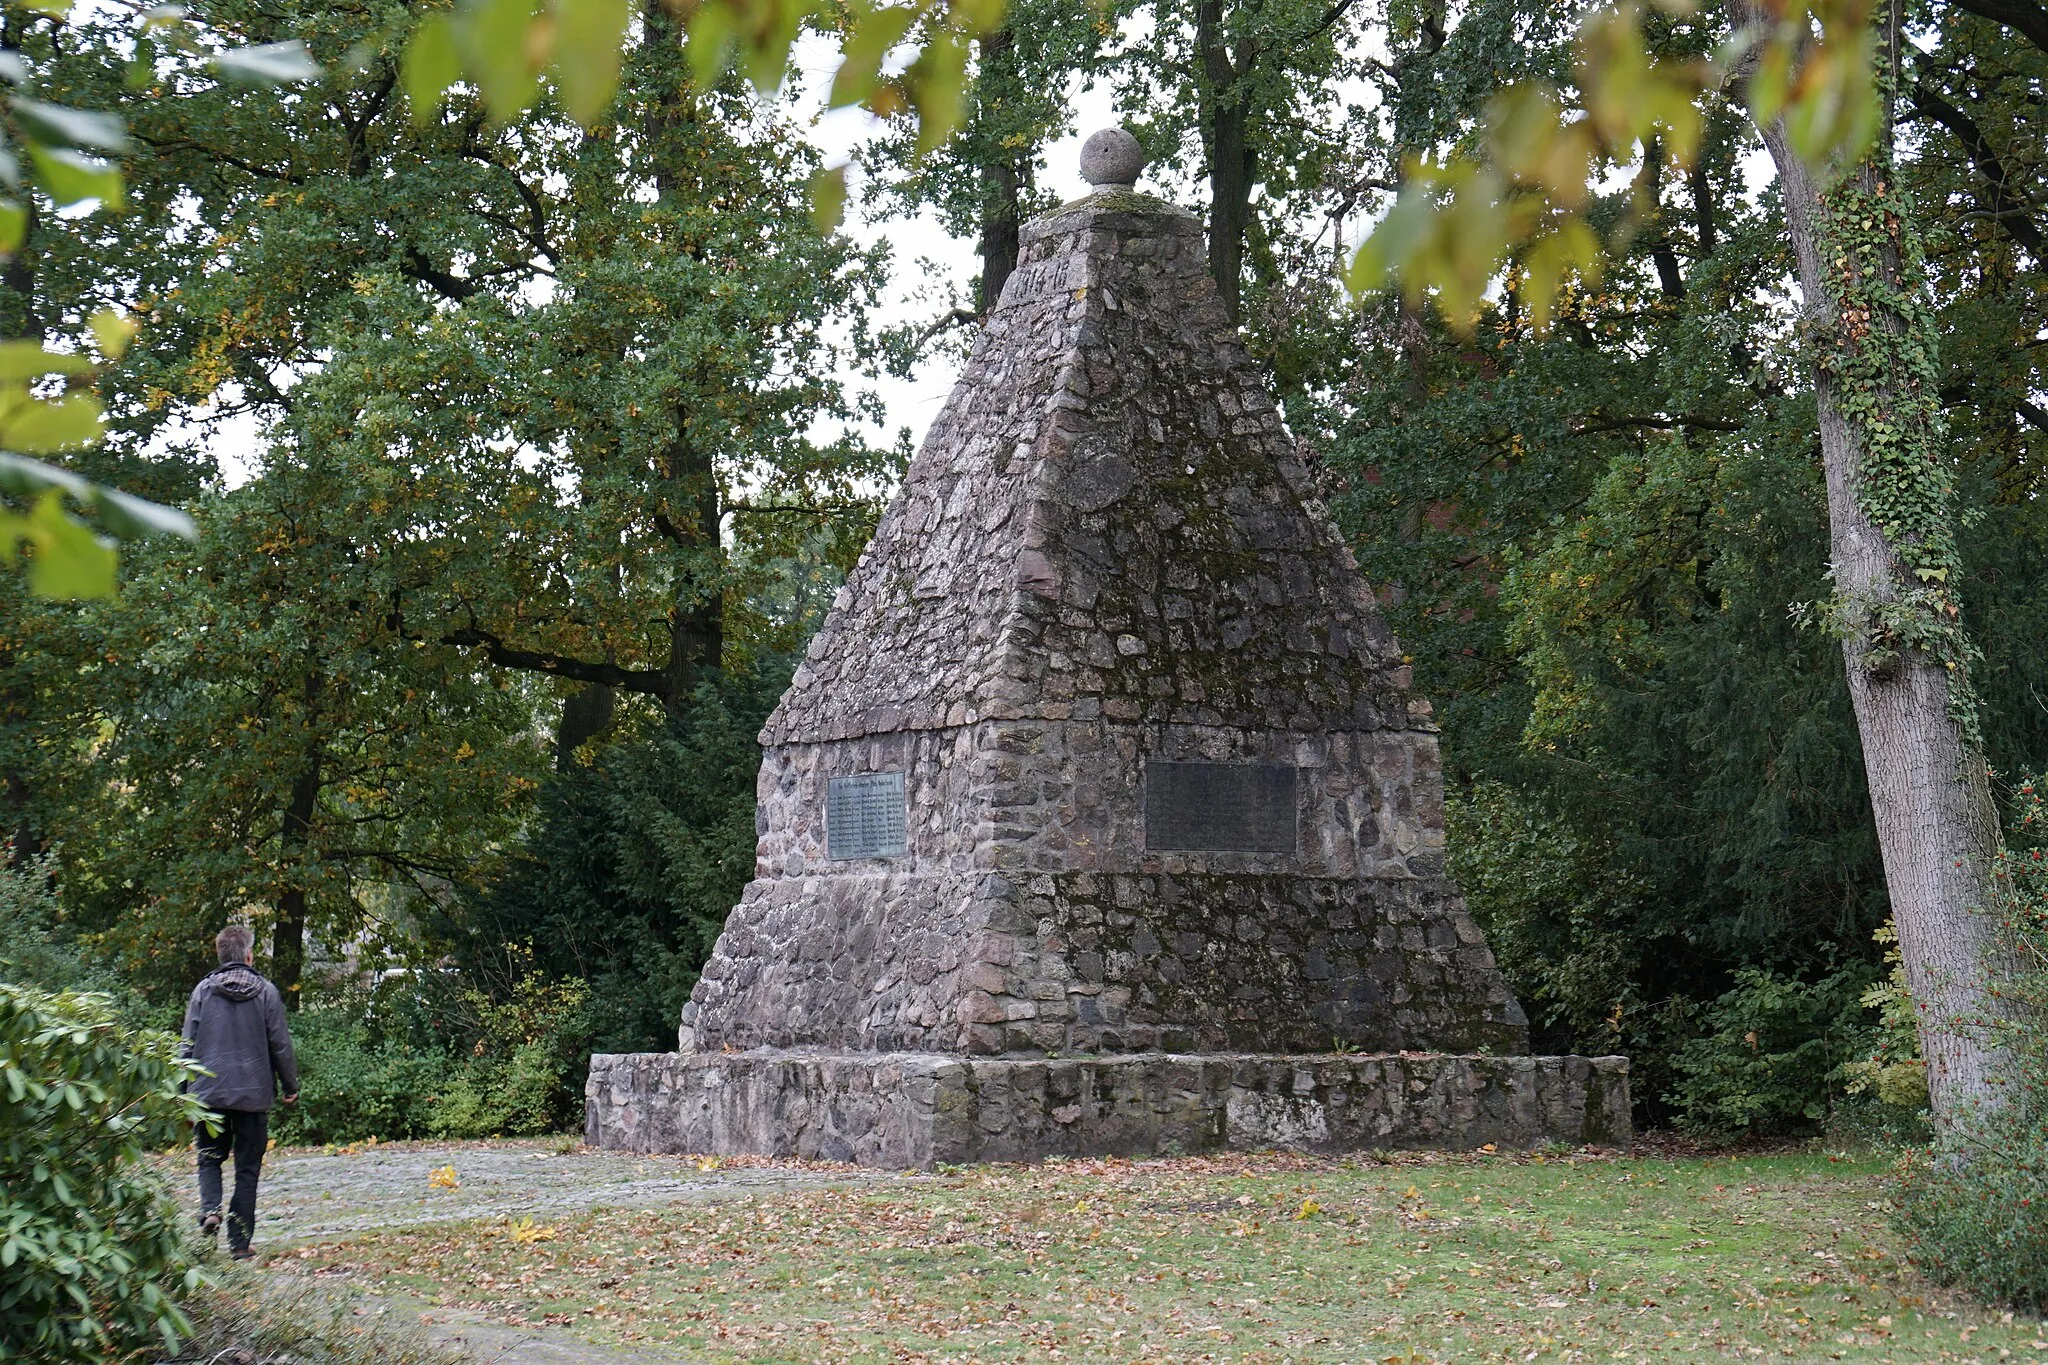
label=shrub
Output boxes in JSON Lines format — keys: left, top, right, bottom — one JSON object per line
{"left": 424, "top": 972, "right": 590, "bottom": 1139}
{"left": 1893, "top": 1105, "right": 2048, "bottom": 1314}
{"left": 1666, "top": 965, "right": 1879, "bottom": 1137}
{"left": 1893, "top": 768, "right": 2048, "bottom": 1312}
{"left": 0, "top": 855, "right": 123, "bottom": 998}
{"left": 270, "top": 968, "right": 590, "bottom": 1146}
{"left": 0, "top": 982, "right": 207, "bottom": 1363}
{"left": 266, "top": 1007, "right": 443, "bottom": 1146}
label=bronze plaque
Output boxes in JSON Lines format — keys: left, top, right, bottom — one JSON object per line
{"left": 1144, "top": 760, "right": 1298, "bottom": 853}
{"left": 826, "top": 771, "right": 907, "bottom": 860}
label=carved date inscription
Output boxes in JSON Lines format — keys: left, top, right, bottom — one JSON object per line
{"left": 1144, "top": 761, "right": 1298, "bottom": 853}
{"left": 826, "top": 771, "right": 908, "bottom": 860}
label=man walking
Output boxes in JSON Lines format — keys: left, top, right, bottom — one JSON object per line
{"left": 181, "top": 924, "right": 298, "bottom": 1259}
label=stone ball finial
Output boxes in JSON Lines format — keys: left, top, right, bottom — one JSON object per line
{"left": 1080, "top": 127, "right": 1145, "bottom": 190}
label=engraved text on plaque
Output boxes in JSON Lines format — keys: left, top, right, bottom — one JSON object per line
{"left": 1144, "top": 761, "right": 1298, "bottom": 853}
{"left": 827, "top": 771, "right": 908, "bottom": 860}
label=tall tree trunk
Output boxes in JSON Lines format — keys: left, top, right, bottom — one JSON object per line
{"left": 658, "top": 425, "right": 723, "bottom": 709}
{"left": 1737, "top": 0, "right": 2012, "bottom": 1115}
{"left": 271, "top": 745, "right": 322, "bottom": 1008}
{"left": 556, "top": 682, "right": 617, "bottom": 771}
{"left": 645, "top": 2, "right": 725, "bottom": 713}
{"left": 976, "top": 28, "right": 1025, "bottom": 313}
{"left": 1196, "top": 0, "right": 1254, "bottom": 321}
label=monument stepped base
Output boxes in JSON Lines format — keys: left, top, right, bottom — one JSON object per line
{"left": 585, "top": 1050, "right": 1631, "bottom": 1169}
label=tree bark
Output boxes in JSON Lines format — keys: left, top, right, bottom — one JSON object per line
{"left": 271, "top": 742, "right": 322, "bottom": 1008}
{"left": 555, "top": 683, "right": 616, "bottom": 771}
{"left": 1196, "top": 0, "right": 1254, "bottom": 321}
{"left": 976, "top": 28, "right": 1025, "bottom": 313}
{"left": 1736, "top": 1, "right": 2013, "bottom": 1115}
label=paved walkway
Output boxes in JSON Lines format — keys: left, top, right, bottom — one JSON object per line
{"left": 171, "top": 1138, "right": 893, "bottom": 1364}
{"left": 246, "top": 1139, "right": 865, "bottom": 1242}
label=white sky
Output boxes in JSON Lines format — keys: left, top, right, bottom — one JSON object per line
{"left": 769, "top": 43, "right": 1122, "bottom": 456}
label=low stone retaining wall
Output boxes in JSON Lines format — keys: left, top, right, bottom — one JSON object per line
{"left": 585, "top": 1051, "right": 1630, "bottom": 1168}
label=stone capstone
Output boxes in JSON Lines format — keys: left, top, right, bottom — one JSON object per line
{"left": 1079, "top": 126, "right": 1146, "bottom": 189}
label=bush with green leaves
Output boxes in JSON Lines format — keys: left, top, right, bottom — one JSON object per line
{"left": 1895, "top": 1101, "right": 2048, "bottom": 1314}
{"left": 0, "top": 982, "right": 207, "bottom": 1363}
{"left": 265, "top": 1006, "right": 443, "bottom": 1146}
{"left": 0, "top": 855, "right": 121, "bottom": 997}
{"left": 1893, "top": 770, "right": 2048, "bottom": 1312}
{"left": 270, "top": 967, "right": 590, "bottom": 1146}
{"left": 1666, "top": 965, "right": 1881, "bottom": 1138}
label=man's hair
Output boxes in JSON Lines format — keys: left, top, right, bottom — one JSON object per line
{"left": 215, "top": 924, "right": 255, "bottom": 966}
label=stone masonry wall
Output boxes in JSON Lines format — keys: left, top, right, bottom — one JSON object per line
{"left": 763, "top": 196, "right": 1411, "bottom": 746}
{"left": 683, "top": 711, "right": 1528, "bottom": 1056}
{"left": 678, "top": 189, "right": 1533, "bottom": 1065}
{"left": 588, "top": 1050, "right": 1632, "bottom": 1168}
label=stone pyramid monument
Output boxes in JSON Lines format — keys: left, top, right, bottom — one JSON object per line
{"left": 587, "top": 131, "right": 1629, "bottom": 1166}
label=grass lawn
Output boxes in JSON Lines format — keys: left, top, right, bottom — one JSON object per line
{"left": 292, "top": 1143, "right": 2044, "bottom": 1364}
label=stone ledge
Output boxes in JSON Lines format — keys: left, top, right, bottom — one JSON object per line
{"left": 585, "top": 1050, "right": 1630, "bottom": 1169}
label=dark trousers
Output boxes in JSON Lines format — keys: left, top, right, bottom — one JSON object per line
{"left": 195, "top": 1108, "right": 268, "bottom": 1253}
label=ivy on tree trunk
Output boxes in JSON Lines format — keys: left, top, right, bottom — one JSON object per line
{"left": 1735, "top": 0, "right": 2016, "bottom": 1114}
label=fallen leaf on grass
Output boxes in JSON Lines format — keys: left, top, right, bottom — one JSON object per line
{"left": 428, "top": 1165, "right": 459, "bottom": 1189}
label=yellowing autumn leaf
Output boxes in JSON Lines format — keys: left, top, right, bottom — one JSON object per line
{"left": 429, "top": 1164, "right": 459, "bottom": 1189}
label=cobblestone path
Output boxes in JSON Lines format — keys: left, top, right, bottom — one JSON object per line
{"left": 241, "top": 1138, "right": 866, "bottom": 1243}
{"left": 168, "top": 1138, "right": 891, "bottom": 1364}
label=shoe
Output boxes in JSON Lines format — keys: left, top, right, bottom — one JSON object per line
{"left": 230, "top": 1247, "right": 254, "bottom": 1261}
{"left": 199, "top": 1211, "right": 221, "bottom": 1238}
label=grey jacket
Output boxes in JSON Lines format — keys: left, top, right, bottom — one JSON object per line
{"left": 181, "top": 963, "right": 298, "bottom": 1112}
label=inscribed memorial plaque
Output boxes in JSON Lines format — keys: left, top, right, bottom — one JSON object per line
{"left": 827, "top": 771, "right": 908, "bottom": 860}
{"left": 1144, "top": 761, "right": 1298, "bottom": 853}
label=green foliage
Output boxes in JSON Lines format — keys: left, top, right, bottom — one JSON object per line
{"left": 446, "top": 660, "right": 791, "bottom": 1055}
{"left": 0, "top": 854, "right": 117, "bottom": 996}
{"left": 272, "top": 968, "right": 591, "bottom": 1145}
{"left": 419, "top": 971, "right": 591, "bottom": 1140}
{"left": 1894, "top": 1107, "right": 2048, "bottom": 1314}
{"left": 1324, "top": 0, "right": 2046, "bottom": 1127}
{"left": 1834, "top": 921, "right": 1928, "bottom": 1114}
{"left": 10, "top": 2, "right": 887, "bottom": 1006}
{"left": 1347, "top": 0, "right": 1880, "bottom": 328}
{"left": 0, "top": 982, "right": 207, "bottom": 1363}
{"left": 265, "top": 1007, "right": 443, "bottom": 1145}
{"left": 1666, "top": 965, "right": 1878, "bottom": 1137}
{"left": 0, "top": 3, "right": 300, "bottom": 598}
{"left": 1447, "top": 781, "right": 1649, "bottom": 1049}
{"left": 1, "top": 0, "right": 997, "bottom": 600}
{"left": 53, "top": 471, "right": 548, "bottom": 1005}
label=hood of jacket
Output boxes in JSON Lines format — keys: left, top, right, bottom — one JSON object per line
{"left": 204, "top": 962, "right": 268, "bottom": 1002}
